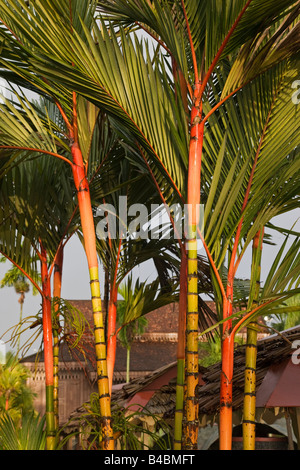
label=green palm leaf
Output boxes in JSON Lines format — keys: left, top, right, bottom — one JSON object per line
{"left": 201, "top": 59, "right": 300, "bottom": 269}
{"left": 0, "top": 412, "right": 46, "bottom": 450}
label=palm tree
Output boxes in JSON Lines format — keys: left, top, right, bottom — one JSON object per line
{"left": 1, "top": 0, "right": 299, "bottom": 449}
{"left": 91, "top": 142, "right": 202, "bottom": 392}
{"left": 0, "top": 411, "right": 46, "bottom": 450}
{"left": 0, "top": 86, "right": 151, "bottom": 447}
{"left": 269, "top": 293, "right": 300, "bottom": 331}
{"left": 117, "top": 278, "right": 149, "bottom": 383}
{"left": 0, "top": 352, "right": 35, "bottom": 420}
{"left": 0, "top": 2, "right": 115, "bottom": 449}
{"left": 38, "top": 0, "right": 300, "bottom": 449}
{"left": 242, "top": 228, "right": 264, "bottom": 450}
{"left": 0, "top": 148, "right": 77, "bottom": 448}
{"left": 0, "top": 90, "right": 130, "bottom": 447}
{"left": 0, "top": 90, "right": 87, "bottom": 446}
{"left": 0, "top": 86, "right": 116, "bottom": 452}
{"left": 0, "top": 260, "right": 32, "bottom": 355}
{"left": 240, "top": 225, "right": 300, "bottom": 449}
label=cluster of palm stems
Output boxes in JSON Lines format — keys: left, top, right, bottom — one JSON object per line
{"left": 0, "top": 0, "right": 299, "bottom": 450}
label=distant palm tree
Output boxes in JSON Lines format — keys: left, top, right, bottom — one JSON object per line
{"left": 116, "top": 274, "right": 180, "bottom": 385}
{"left": 269, "top": 294, "right": 300, "bottom": 331}
{"left": 0, "top": 352, "right": 35, "bottom": 421}
{"left": 0, "top": 259, "right": 36, "bottom": 355}
{"left": 0, "top": 411, "right": 46, "bottom": 450}
{"left": 117, "top": 299, "right": 148, "bottom": 384}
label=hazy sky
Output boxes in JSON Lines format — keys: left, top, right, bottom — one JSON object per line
{"left": 0, "top": 211, "right": 299, "bottom": 357}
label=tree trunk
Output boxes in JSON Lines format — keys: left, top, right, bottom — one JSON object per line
{"left": 219, "top": 270, "right": 235, "bottom": 450}
{"left": 242, "top": 323, "right": 258, "bottom": 449}
{"left": 185, "top": 83, "right": 203, "bottom": 449}
{"left": 219, "top": 315, "right": 234, "bottom": 450}
{"left": 71, "top": 143, "right": 113, "bottom": 449}
{"left": 40, "top": 243, "right": 55, "bottom": 450}
{"left": 17, "top": 293, "right": 24, "bottom": 357}
{"left": 243, "top": 229, "right": 263, "bottom": 449}
{"left": 106, "top": 290, "right": 118, "bottom": 395}
{"left": 106, "top": 238, "right": 122, "bottom": 395}
{"left": 126, "top": 347, "right": 130, "bottom": 384}
{"left": 52, "top": 245, "right": 63, "bottom": 434}
{"left": 174, "top": 248, "right": 187, "bottom": 450}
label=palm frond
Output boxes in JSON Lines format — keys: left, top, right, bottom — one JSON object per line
{"left": 0, "top": 412, "right": 46, "bottom": 450}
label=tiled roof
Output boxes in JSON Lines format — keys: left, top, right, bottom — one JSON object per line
{"left": 114, "top": 325, "right": 300, "bottom": 419}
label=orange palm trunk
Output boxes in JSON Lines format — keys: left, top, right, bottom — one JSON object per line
{"left": 71, "top": 144, "right": 98, "bottom": 268}
{"left": 185, "top": 82, "right": 204, "bottom": 449}
{"left": 219, "top": 265, "right": 235, "bottom": 450}
{"left": 220, "top": 337, "right": 235, "bottom": 449}
{"left": 71, "top": 143, "right": 113, "bottom": 449}
{"left": 106, "top": 289, "right": 118, "bottom": 394}
{"left": 219, "top": 296, "right": 234, "bottom": 450}
{"left": 52, "top": 245, "right": 63, "bottom": 432}
{"left": 40, "top": 243, "right": 55, "bottom": 450}
{"left": 106, "top": 237, "right": 122, "bottom": 395}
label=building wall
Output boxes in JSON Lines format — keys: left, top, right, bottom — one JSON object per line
{"left": 22, "top": 361, "right": 97, "bottom": 425}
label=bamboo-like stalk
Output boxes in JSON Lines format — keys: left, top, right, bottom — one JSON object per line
{"left": 219, "top": 297, "right": 234, "bottom": 450}
{"left": 243, "top": 229, "right": 263, "bottom": 449}
{"left": 106, "top": 289, "right": 118, "bottom": 395}
{"left": 40, "top": 242, "right": 56, "bottom": 450}
{"left": 106, "top": 237, "right": 122, "bottom": 395}
{"left": 243, "top": 323, "right": 258, "bottom": 448}
{"left": 185, "top": 82, "right": 203, "bottom": 449}
{"left": 138, "top": 142, "right": 189, "bottom": 449}
{"left": 52, "top": 245, "right": 63, "bottom": 433}
{"left": 179, "top": 0, "right": 254, "bottom": 448}
{"left": 52, "top": 85, "right": 114, "bottom": 447}
{"left": 71, "top": 142, "right": 113, "bottom": 449}
{"left": 181, "top": 4, "right": 204, "bottom": 448}
{"left": 65, "top": 83, "right": 113, "bottom": 446}
{"left": 185, "top": 232, "right": 199, "bottom": 449}
{"left": 174, "top": 249, "right": 187, "bottom": 450}
{"left": 126, "top": 347, "right": 130, "bottom": 383}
